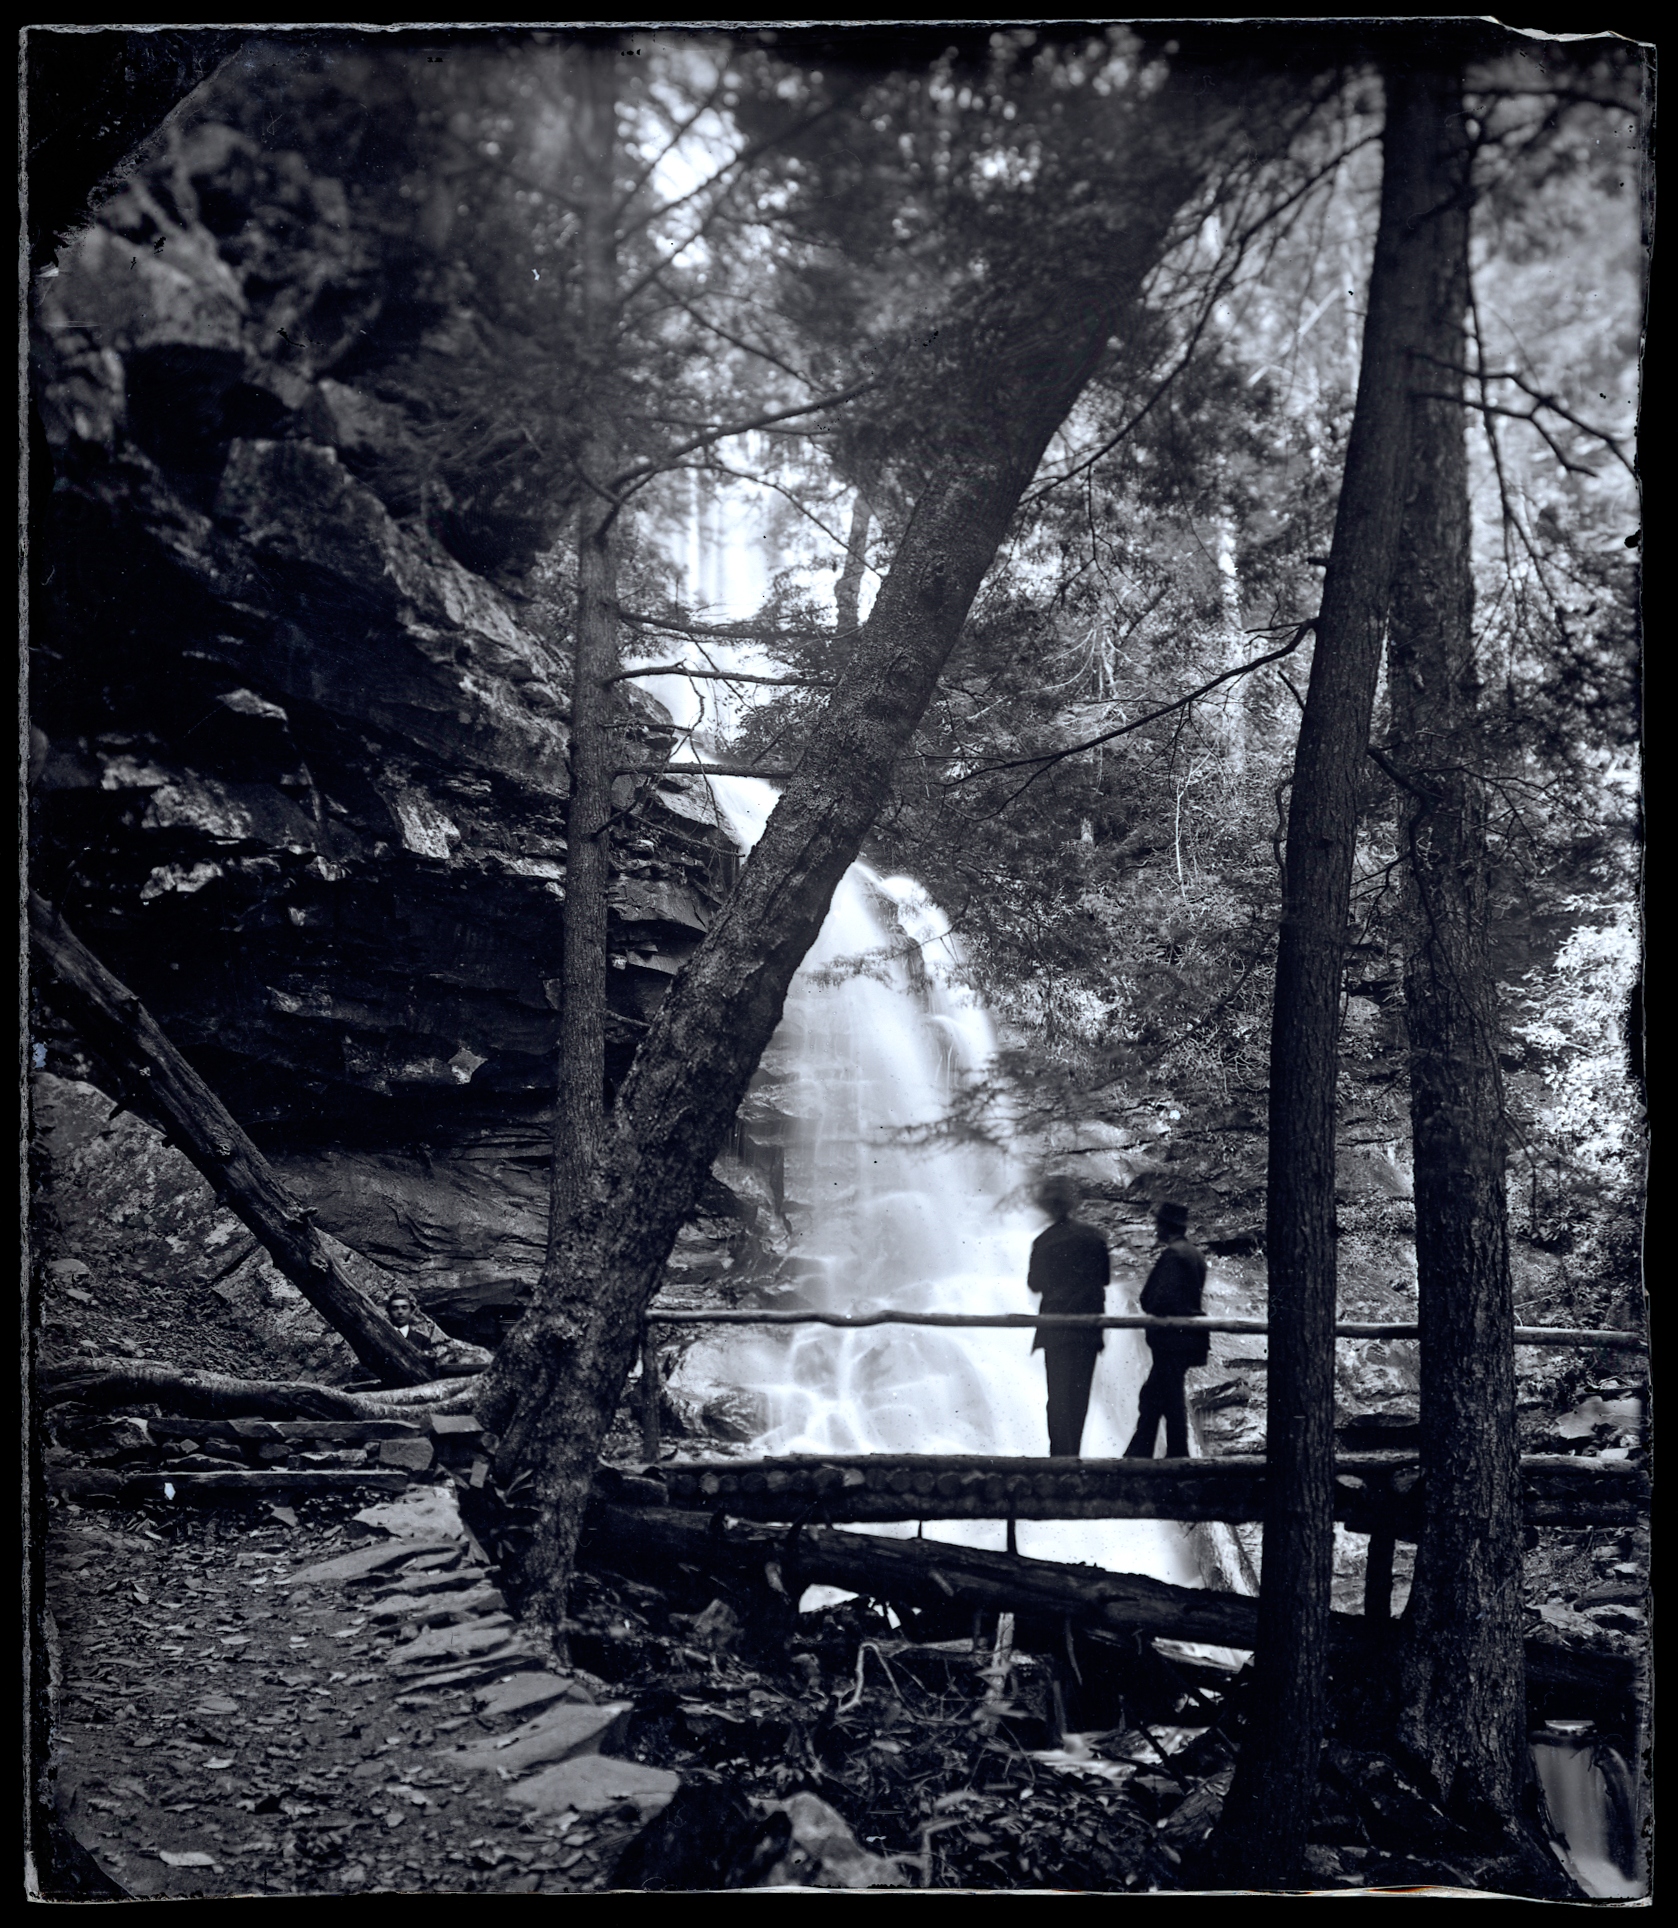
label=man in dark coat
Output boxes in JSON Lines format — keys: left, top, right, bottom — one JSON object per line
{"left": 1124, "top": 1202, "right": 1209, "bottom": 1459}
{"left": 1027, "top": 1175, "right": 1110, "bottom": 1458}
{"left": 385, "top": 1291, "right": 493, "bottom": 1378}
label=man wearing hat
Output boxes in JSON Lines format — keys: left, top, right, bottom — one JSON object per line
{"left": 1027, "top": 1174, "right": 1111, "bottom": 1457}
{"left": 1125, "top": 1202, "right": 1209, "bottom": 1458}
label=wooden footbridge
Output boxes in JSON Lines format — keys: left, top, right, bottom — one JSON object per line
{"left": 621, "top": 1308, "right": 1648, "bottom": 1621}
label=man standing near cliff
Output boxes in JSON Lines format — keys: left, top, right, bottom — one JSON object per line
{"left": 1125, "top": 1201, "right": 1209, "bottom": 1458}
{"left": 1027, "top": 1175, "right": 1111, "bottom": 1458}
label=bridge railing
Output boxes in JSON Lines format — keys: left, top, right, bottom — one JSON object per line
{"left": 632, "top": 1309, "right": 1645, "bottom": 1461}
{"left": 644, "top": 1309, "right": 1645, "bottom": 1345}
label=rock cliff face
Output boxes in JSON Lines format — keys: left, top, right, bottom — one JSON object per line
{"left": 29, "top": 117, "right": 781, "bottom": 1334}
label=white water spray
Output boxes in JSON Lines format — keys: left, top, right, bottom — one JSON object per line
{"left": 1530, "top": 1721, "right": 1644, "bottom": 1899}
{"left": 700, "top": 775, "right": 1202, "bottom": 1588}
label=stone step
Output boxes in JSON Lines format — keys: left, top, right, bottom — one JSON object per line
{"left": 149, "top": 1417, "right": 427, "bottom": 1445}
{"left": 368, "top": 1581, "right": 506, "bottom": 1627}
{"left": 386, "top": 1614, "right": 524, "bottom": 1667}
{"left": 395, "top": 1654, "right": 552, "bottom": 1696}
{"left": 450, "top": 1700, "right": 631, "bottom": 1776}
{"left": 287, "top": 1537, "right": 466, "bottom": 1589}
{"left": 473, "top": 1672, "right": 594, "bottom": 1723}
{"left": 503, "top": 1754, "right": 680, "bottom": 1824}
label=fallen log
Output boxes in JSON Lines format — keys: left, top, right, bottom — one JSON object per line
{"left": 584, "top": 1504, "right": 1641, "bottom": 1725}
{"left": 28, "top": 892, "right": 433, "bottom": 1386}
{"left": 38, "top": 1359, "right": 482, "bottom": 1423}
{"left": 587, "top": 1502, "right": 1272, "bottom": 1651}
{"left": 49, "top": 1468, "right": 411, "bottom": 1501}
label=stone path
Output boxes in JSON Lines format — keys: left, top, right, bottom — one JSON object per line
{"left": 45, "top": 1492, "right": 676, "bottom": 1897}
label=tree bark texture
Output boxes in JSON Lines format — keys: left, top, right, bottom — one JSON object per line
{"left": 551, "top": 44, "right": 621, "bottom": 1240}
{"left": 1382, "top": 66, "right": 1528, "bottom": 1824}
{"left": 833, "top": 488, "right": 874, "bottom": 637}
{"left": 481, "top": 66, "right": 1242, "bottom": 1639}
{"left": 1211, "top": 65, "right": 1473, "bottom": 1884}
{"left": 28, "top": 894, "right": 435, "bottom": 1386}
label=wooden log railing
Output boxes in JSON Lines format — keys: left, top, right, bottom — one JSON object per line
{"left": 632, "top": 1307, "right": 1645, "bottom": 1466}
{"left": 644, "top": 1308, "right": 1647, "bottom": 1346}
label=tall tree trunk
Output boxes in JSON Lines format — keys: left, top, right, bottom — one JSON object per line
{"left": 1209, "top": 64, "right": 1471, "bottom": 1884}
{"left": 552, "top": 45, "right": 620, "bottom": 1240}
{"left": 1383, "top": 67, "right": 1527, "bottom": 1826}
{"left": 478, "top": 71, "right": 1238, "bottom": 1639}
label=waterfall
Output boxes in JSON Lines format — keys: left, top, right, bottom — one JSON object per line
{"left": 698, "top": 775, "right": 1204, "bottom": 1590}
{"left": 1531, "top": 1722, "right": 1644, "bottom": 1899}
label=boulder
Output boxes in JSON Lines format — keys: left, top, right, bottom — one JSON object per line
{"left": 760, "top": 1792, "right": 911, "bottom": 1889}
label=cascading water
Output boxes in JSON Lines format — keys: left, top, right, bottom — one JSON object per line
{"left": 1530, "top": 1721, "right": 1644, "bottom": 1899}
{"left": 696, "top": 775, "right": 1204, "bottom": 1589}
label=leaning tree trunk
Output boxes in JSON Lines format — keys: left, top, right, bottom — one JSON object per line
{"left": 1210, "top": 64, "right": 1473, "bottom": 1885}
{"left": 1383, "top": 66, "right": 1527, "bottom": 1825}
{"left": 28, "top": 894, "right": 434, "bottom": 1386}
{"left": 551, "top": 43, "right": 622, "bottom": 1240}
{"left": 478, "top": 68, "right": 1242, "bottom": 1640}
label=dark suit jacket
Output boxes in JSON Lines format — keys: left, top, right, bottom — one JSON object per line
{"left": 1140, "top": 1237, "right": 1209, "bottom": 1363}
{"left": 1028, "top": 1216, "right": 1110, "bottom": 1352}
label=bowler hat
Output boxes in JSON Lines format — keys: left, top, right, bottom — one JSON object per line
{"left": 1156, "top": 1201, "right": 1189, "bottom": 1232}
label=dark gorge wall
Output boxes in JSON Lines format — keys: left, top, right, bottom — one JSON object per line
{"left": 29, "top": 96, "right": 783, "bottom": 1335}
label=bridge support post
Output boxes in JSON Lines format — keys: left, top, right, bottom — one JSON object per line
{"left": 639, "top": 1320, "right": 662, "bottom": 1465}
{"left": 1364, "top": 1526, "right": 1396, "bottom": 1621}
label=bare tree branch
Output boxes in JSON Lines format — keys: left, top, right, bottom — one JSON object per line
{"left": 606, "top": 662, "right": 834, "bottom": 688}
{"left": 613, "top": 71, "right": 730, "bottom": 222}
{"left": 1023, "top": 129, "right": 1380, "bottom": 509}
{"left": 608, "top": 376, "right": 880, "bottom": 494}
{"left": 614, "top": 99, "right": 841, "bottom": 252}
{"left": 648, "top": 276, "right": 821, "bottom": 391}
{"left": 945, "top": 621, "right": 1315, "bottom": 794}
{"left": 611, "top": 604, "right": 861, "bottom": 648}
